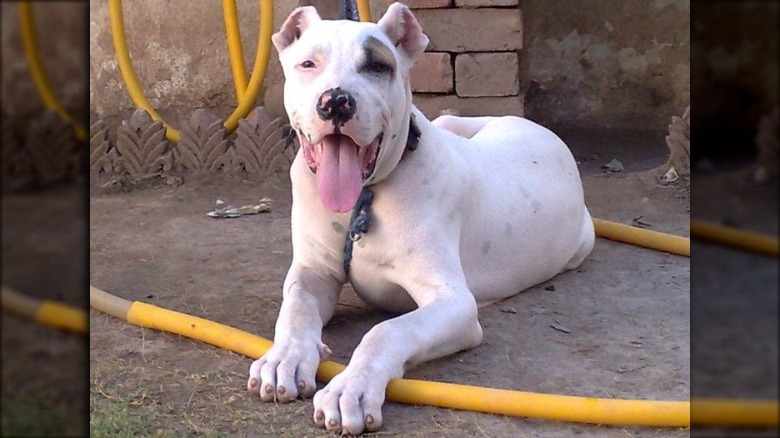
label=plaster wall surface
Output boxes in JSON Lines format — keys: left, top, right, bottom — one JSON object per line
{"left": 85, "top": 1, "right": 690, "bottom": 131}
{"left": 521, "top": 0, "right": 690, "bottom": 130}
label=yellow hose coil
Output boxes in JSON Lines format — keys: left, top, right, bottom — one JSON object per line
{"left": 222, "top": 0, "right": 248, "bottom": 101}
{"left": 14, "top": 0, "right": 780, "bottom": 427}
{"left": 593, "top": 218, "right": 690, "bottom": 257}
{"left": 89, "top": 285, "right": 780, "bottom": 429}
{"left": 18, "top": 2, "right": 87, "bottom": 142}
{"left": 2, "top": 285, "right": 87, "bottom": 334}
{"left": 35, "top": 301, "right": 88, "bottom": 334}
{"left": 85, "top": 218, "right": 780, "bottom": 429}
{"left": 692, "top": 399, "right": 779, "bottom": 428}
{"left": 691, "top": 219, "right": 779, "bottom": 257}
{"left": 106, "top": 287, "right": 689, "bottom": 427}
{"left": 108, "top": 0, "right": 179, "bottom": 141}
{"left": 357, "top": 0, "right": 372, "bottom": 22}
{"left": 108, "top": 0, "right": 273, "bottom": 142}
{"left": 222, "top": 0, "right": 274, "bottom": 135}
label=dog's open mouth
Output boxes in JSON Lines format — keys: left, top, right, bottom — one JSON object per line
{"left": 300, "top": 132, "right": 382, "bottom": 213}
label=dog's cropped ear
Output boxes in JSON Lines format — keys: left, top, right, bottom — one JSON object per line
{"left": 272, "top": 6, "right": 322, "bottom": 52}
{"left": 378, "top": 3, "right": 429, "bottom": 63}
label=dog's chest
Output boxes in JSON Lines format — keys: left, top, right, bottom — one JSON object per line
{"left": 346, "top": 232, "right": 417, "bottom": 312}
{"left": 304, "top": 195, "right": 418, "bottom": 312}
{"left": 299, "top": 206, "right": 404, "bottom": 284}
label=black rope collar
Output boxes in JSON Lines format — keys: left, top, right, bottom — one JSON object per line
{"left": 342, "top": 115, "right": 420, "bottom": 275}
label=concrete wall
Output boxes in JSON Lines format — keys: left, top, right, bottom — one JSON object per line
{"left": 521, "top": 0, "right": 690, "bottom": 130}
{"left": 87, "top": 1, "right": 389, "bottom": 126}
{"left": 89, "top": 1, "right": 277, "bottom": 125}
{"left": 1, "top": 2, "right": 87, "bottom": 121}
{"left": 693, "top": 1, "right": 778, "bottom": 132}
{"left": 86, "top": 1, "right": 689, "bottom": 131}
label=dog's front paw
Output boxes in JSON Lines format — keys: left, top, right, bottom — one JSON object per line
{"left": 312, "top": 366, "right": 386, "bottom": 435}
{"left": 247, "top": 340, "right": 331, "bottom": 403}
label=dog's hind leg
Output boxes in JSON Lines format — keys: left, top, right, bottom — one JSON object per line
{"left": 565, "top": 208, "right": 596, "bottom": 271}
{"left": 432, "top": 115, "right": 496, "bottom": 139}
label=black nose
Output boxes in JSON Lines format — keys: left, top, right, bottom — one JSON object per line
{"left": 316, "top": 87, "right": 357, "bottom": 125}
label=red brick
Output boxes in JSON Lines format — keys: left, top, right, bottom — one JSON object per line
{"left": 455, "top": 0, "right": 518, "bottom": 7}
{"left": 455, "top": 52, "right": 519, "bottom": 97}
{"left": 410, "top": 52, "right": 453, "bottom": 93}
{"left": 391, "top": 0, "right": 452, "bottom": 9}
{"left": 413, "top": 94, "right": 524, "bottom": 118}
{"left": 414, "top": 8, "right": 522, "bottom": 52}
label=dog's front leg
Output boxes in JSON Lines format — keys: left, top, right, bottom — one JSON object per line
{"left": 313, "top": 274, "right": 483, "bottom": 435}
{"left": 247, "top": 263, "right": 341, "bottom": 402}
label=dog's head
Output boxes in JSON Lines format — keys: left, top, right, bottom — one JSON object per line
{"left": 273, "top": 3, "right": 428, "bottom": 212}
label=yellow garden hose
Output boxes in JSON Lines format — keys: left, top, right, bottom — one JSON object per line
{"left": 92, "top": 287, "right": 690, "bottom": 427}
{"left": 222, "top": 0, "right": 274, "bottom": 136}
{"left": 108, "top": 0, "right": 273, "bottom": 142}
{"left": 593, "top": 218, "right": 690, "bottom": 256}
{"left": 4, "top": 216, "right": 777, "bottom": 428}
{"left": 108, "top": 0, "right": 178, "bottom": 141}
{"left": 222, "top": 0, "right": 248, "bottom": 101}
{"left": 87, "top": 219, "right": 780, "bottom": 428}
{"left": 88, "top": 285, "right": 779, "bottom": 429}
{"left": 691, "top": 219, "right": 778, "bottom": 257}
{"left": 18, "top": 2, "right": 87, "bottom": 142}
{"left": 2, "top": 285, "right": 87, "bottom": 334}
{"left": 16, "top": 0, "right": 776, "bottom": 428}
{"left": 692, "top": 399, "right": 780, "bottom": 429}
{"left": 357, "top": 0, "right": 372, "bottom": 22}
{"left": 595, "top": 216, "right": 779, "bottom": 258}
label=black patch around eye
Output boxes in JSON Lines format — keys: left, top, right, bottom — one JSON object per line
{"left": 362, "top": 36, "right": 396, "bottom": 77}
{"left": 362, "top": 61, "right": 393, "bottom": 75}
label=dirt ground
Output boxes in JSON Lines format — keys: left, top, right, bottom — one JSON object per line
{"left": 2, "top": 184, "right": 88, "bottom": 436}
{"left": 85, "top": 128, "right": 694, "bottom": 437}
{"left": 690, "top": 167, "right": 779, "bottom": 436}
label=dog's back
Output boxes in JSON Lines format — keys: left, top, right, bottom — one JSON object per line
{"left": 434, "top": 115, "right": 595, "bottom": 303}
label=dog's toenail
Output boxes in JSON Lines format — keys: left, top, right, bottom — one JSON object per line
{"left": 365, "top": 414, "right": 374, "bottom": 424}
{"left": 278, "top": 385, "right": 286, "bottom": 395}
{"left": 298, "top": 380, "right": 306, "bottom": 390}
{"left": 264, "top": 384, "right": 273, "bottom": 393}
{"left": 315, "top": 410, "right": 324, "bottom": 421}
{"left": 328, "top": 418, "right": 338, "bottom": 427}
{"left": 249, "top": 378, "right": 258, "bottom": 388}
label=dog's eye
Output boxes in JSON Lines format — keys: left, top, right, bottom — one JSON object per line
{"left": 300, "top": 60, "right": 316, "bottom": 69}
{"left": 363, "top": 61, "right": 392, "bottom": 75}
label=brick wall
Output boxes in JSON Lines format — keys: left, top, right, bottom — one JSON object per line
{"left": 397, "top": 0, "right": 524, "bottom": 118}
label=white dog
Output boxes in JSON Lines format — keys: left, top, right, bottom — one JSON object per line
{"left": 247, "top": 3, "right": 595, "bottom": 435}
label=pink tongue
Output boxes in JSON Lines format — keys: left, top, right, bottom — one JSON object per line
{"left": 317, "top": 136, "right": 363, "bottom": 213}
